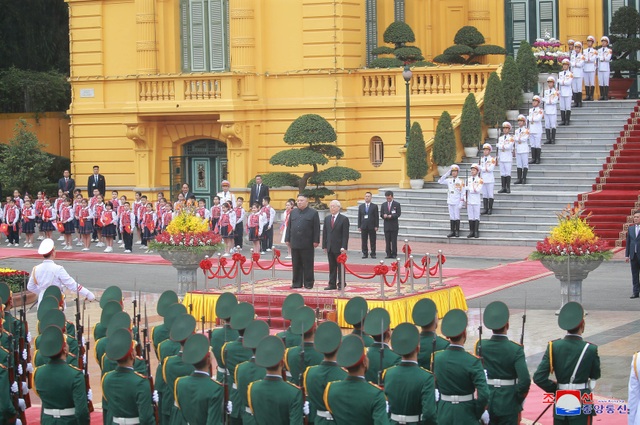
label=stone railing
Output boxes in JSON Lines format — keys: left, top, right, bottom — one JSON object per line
{"left": 138, "top": 76, "right": 225, "bottom": 101}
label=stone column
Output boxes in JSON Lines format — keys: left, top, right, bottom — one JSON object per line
{"left": 229, "top": 0, "right": 258, "bottom": 100}
{"left": 136, "top": 0, "right": 158, "bottom": 73}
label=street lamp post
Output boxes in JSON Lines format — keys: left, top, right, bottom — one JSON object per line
{"left": 403, "top": 64, "right": 413, "bottom": 147}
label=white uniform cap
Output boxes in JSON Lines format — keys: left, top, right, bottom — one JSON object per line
{"left": 450, "top": 164, "right": 460, "bottom": 171}
{"left": 601, "top": 36, "right": 609, "bottom": 43}
{"left": 532, "top": 95, "right": 541, "bottom": 102}
{"left": 502, "top": 121, "right": 512, "bottom": 128}
{"left": 568, "top": 39, "right": 575, "bottom": 44}
{"left": 562, "top": 58, "right": 571, "bottom": 65}
{"left": 482, "top": 143, "right": 492, "bottom": 152}
{"left": 38, "top": 238, "right": 55, "bottom": 255}
{"left": 547, "top": 76, "right": 556, "bottom": 82}
{"left": 574, "top": 41, "right": 582, "bottom": 47}
{"left": 587, "top": 35, "right": 595, "bottom": 42}
{"left": 470, "top": 164, "right": 480, "bottom": 170}
{"left": 517, "top": 114, "right": 526, "bottom": 121}
{"left": 221, "top": 180, "right": 230, "bottom": 186}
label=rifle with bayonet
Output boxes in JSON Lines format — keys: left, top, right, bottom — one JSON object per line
{"left": 20, "top": 278, "right": 32, "bottom": 395}
{"left": 85, "top": 312, "right": 94, "bottom": 412}
{"left": 520, "top": 293, "right": 527, "bottom": 346}
{"left": 144, "top": 304, "right": 160, "bottom": 424}
{"left": 477, "top": 301, "right": 483, "bottom": 365}
{"left": 377, "top": 319, "right": 384, "bottom": 387}
{"left": 299, "top": 323, "right": 308, "bottom": 425}
{"left": 8, "top": 334, "right": 26, "bottom": 424}
{"left": 222, "top": 343, "right": 229, "bottom": 425}
{"left": 76, "top": 284, "right": 84, "bottom": 370}
{"left": 133, "top": 288, "right": 142, "bottom": 357}
{"left": 14, "top": 297, "right": 30, "bottom": 408}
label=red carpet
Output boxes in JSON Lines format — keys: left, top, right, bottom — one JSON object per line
{"left": 0, "top": 247, "right": 172, "bottom": 265}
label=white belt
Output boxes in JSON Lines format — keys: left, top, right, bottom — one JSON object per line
{"left": 487, "top": 378, "right": 517, "bottom": 387}
{"left": 245, "top": 407, "right": 254, "bottom": 415}
{"left": 439, "top": 394, "right": 475, "bottom": 403}
{"left": 113, "top": 418, "right": 141, "bottom": 425}
{"left": 558, "top": 383, "right": 588, "bottom": 390}
{"left": 316, "top": 410, "right": 334, "bottom": 420}
{"left": 390, "top": 413, "right": 421, "bottom": 423}
{"left": 43, "top": 408, "right": 75, "bottom": 418}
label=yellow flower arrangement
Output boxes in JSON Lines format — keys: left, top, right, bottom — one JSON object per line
{"left": 149, "top": 207, "right": 223, "bottom": 252}
{"left": 165, "top": 209, "right": 209, "bottom": 235}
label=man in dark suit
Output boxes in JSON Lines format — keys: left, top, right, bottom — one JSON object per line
{"left": 58, "top": 170, "right": 76, "bottom": 196}
{"left": 357, "top": 192, "right": 379, "bottom": 259}
{"left": 180, "top": 183, "right": 194, "bottom": 201}
{"left": 285, "top": 194, "right": 320, "bottom": 289}
{"left": 322, "top": 200, "right": 350, "bottom": 290}
{"left": 380, "top": 190, "right": 401, "bottom": 259}
{"left": 249, "top": 175, "right": 269, "bottom": 206}
{"left": 87, "top": 165, "right": 106, "bottom": 196}
{"left": 625, "top": 210, "right": 640, "bottom": 299}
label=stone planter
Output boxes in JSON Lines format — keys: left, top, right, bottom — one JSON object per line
{"left": 540, "top": 257, "right": 603, "bottom": 309}
{"left": 463, "top": 147, "right": 478, "bottom": 158}
{"left": 437, "top": 165, "right": 449, "bottom": 177}
{"left": 487, "top": 128, "right": 499, "bottom": 139}
{"left": 538, "top": 72, "right": 558, "bottom": 94}
{"left": 11, "top": 291, "right": 37, "bottom": 307}
{"left": 609, "top": 77, "right": 634, "bottom": 100}
{"left": 409, "top": 179, "right": 424, "bottom": 189}
{"left": 522, "top": 91, "right": 534, "bottom": 102}
{"left": 506, "top": 110, "right": 520, "bottom": 121}
{"left": 159, "top": 249, "right": 220, "bottom": 295}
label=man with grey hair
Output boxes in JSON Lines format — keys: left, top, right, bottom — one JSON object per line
{"left": 285, "top": 194, "right": 320, "bottom": 289}
{"left": 322, "top": 200, "right": 350, "bottom": 290}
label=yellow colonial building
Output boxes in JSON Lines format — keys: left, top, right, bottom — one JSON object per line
{"left": 65, "top": 0, "right": 623, "bottom": 205}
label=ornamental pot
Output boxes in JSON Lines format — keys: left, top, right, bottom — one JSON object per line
{"left": 538, "top": 73, "right": 558, "bottom": 94}
{"left": 539, "top": 257, "right": 603, "bottom": 310}
{"left": 487, "top": 128, "right": 499, "bottom": 139}
{"left": 506, "top": 110, "right": 520, "bottom": 121}
{"left": 463, "top": 147, "right": 478, "bottom": 158}
{"left": 522, "top": 91, "right": 534, "bottom": 102}
{"left": 159, "top": 249, "right": 219, "bottom": 295}
{"left": 409, "top": 179, "right": 425, "bottom": 189}
{"left": 11, "top": 290, "right": 37, "bottom": 308}
{"left": 609, "top": 77, "right": 634, "bottom": 100}
{"left": 437, "top": 166, "right": 449, "bottom": 177}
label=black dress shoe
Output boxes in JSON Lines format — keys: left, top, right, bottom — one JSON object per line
{"left": 370, "top": 254, "right": 376, "bottom": 259}
{"left": 631, "top": 294, "right": 639, "bottom": 299}
{"left": 324, "top": 286, "right": 337, "bottom": 290}
{"left": 362, "top": 255, "right": 368, "bottom": 259}
{"left": 385, "top": 255, "right": 393, "bottom": 259}
{"left": 291, "top": 286, "right": 302, "bottom": 289}
{"left": 304, "top": 285, "right": 313, "bottom": 290}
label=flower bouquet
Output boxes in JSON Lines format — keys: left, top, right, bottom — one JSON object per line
{"left": 149, "top": 207, "right": 223, "bottom": 253}
{"left": 532, "top": 32, "right": 569, "bottom": 73}
{"left": 0, "top": 268, "right": 29, "bottom": 293}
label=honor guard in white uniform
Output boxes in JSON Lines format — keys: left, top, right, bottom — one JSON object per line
{"left": 480, "top": 143, "right": 496, "bottom": 216}
{"left": 464, "top": 164, "right": 483, "bottom": 238}
{"left": 566, "top": 39, "right": 575, "bottom": 57}
{"left": 571, "top": 41, "right": 585, "bottom": 107}
{"left": 527, "top": 95, "right": 544, "bottom": 165}
{"left": 496, "top": 122, "right": 514, "bottom": 194}
{"left": 514, "top": 115, "right": 530, "bottom": 185}
{"left": 598, "top": 36, "right": 612, "bottom": 100}
{"left": 543, "top": 76, "right": 559, "bottom": 146}
{"left": 583, "top": 36, "right": 598, "bottom": 101}
{"left": 558, "top": 59, "right": 574, "bottom": 125}
{"left": 438, "top": 164, "right": 464, "bottom": 238}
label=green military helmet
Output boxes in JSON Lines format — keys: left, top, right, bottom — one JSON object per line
{"left": 106, "top": 327, "right": 134, "bottom": 361}
{"left": 215, "top": 292, "right": 238, "bottom": 320}
{"left": 337, "top": 334, "right": 365, "bottom": 368}
{"left": 441, "top": 309, "right": 468, "bottom": 338}
{"left": 483, "top": 301, "right": 510, "bottom": 330}
{"left": 100, "top": 300, "right": 124, "bottom": 329}
{"left": 314, "top": 321, "right": 342, "bottom": 354}
{"left": 100, "top": 285, "right": 123, "bottom": 309}
{"left": 291, "top": 306, "right": 315, "bottom": 335}
{"left": 558, "top": 302, "right": 584, "bottom": 331}
{"left": 107, "top": 311, "right": 132, "bottom": 337}
{"left": 281, "top": 293, "right": 305, "bottom": 320}
{"left": 412, "top": 298, "right": 437, "bottom": 327}
{"left": 43, "top": 286, "right": 63, "bottom": 304}
{"left": 39, "top": 325, "right": 65, "bottom": 358}
{"left": 37, "top": 296, "right": 61, "bottom": 321}
{"left": 0, "top": 282, "right": 11, "bottom": 305}
{"left": 170, "top": 313, "right": 197, "bottom": 343}
{"left": 182, "top": 334, "right": 210, "bottom": 365}
{"left": 230, "top": 302, "right": 255, "bottom": 331}
{"left": 255, "top": 335, "right": 285, "bottom": 368}
{"left": 391, "top": 323, "right": 420, "bottom": 356}
{"left": 243, "top": 320, "right": 270, "bottom": 349}
{"left": 39, "top": 309, "right": 66, "bottom": 331}
{"left": 157, "top": 290, "right": 179, "bottom": 317}
{"left": 344, "top": 297, "right": 368, "bottom": 325}
{"left": 363, "top": 308, "right": 391, "bottom": 337}
{"left": 164, "top": 303, "right": 188, "bottom": 330}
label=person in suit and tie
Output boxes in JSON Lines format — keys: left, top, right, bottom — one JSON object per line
{"left": 380, "top": 190, "right": 401, "bottom": 259}
{"left": 249, "top": 174, "right": 269, "bottom": 206}
{"left": 358, "top": 192, "right": 379, "bottom": 259}
{"left": 625, "top": 210, "right": 640, "bottom": 299}
{"left": 323, "top": 200, "right": 350, "bottom": 290}
{"left": 87, "top": 165, "right": 106, "bottom": 196}
{"left": 58, "top": 170, "right": 76, "bottom": 196}
{"left": 285, "top": 194, "right": 320, "bottom": 289}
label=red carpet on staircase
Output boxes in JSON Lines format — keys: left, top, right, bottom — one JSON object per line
{"left": 576, "top": 101, "right": 640, "bottom": 248}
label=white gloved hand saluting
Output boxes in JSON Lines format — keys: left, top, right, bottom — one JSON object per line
{"left": 480, "top": 410, "right": 490, "bottom": 425}
{"left": 11, "top": 381, "right": 18, "bottom": 394}
{"left": 87, "top": 389, "right": 93, "bottom": 401}
{"left": 227, "top": 401, "right": 233, "bottom": 414}
{"left": 18, "top": 398, "right": 26, "bottom": 411}
{"left": 303, "top": 401, "right": 309, "bottom": 416}
{"left": 152, "top": 390, "right": 159, "bottom": 403}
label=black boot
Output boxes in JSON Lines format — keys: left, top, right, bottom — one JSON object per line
{"left": 474, "top": 220, "right": 480, "bottom": 238}
{"left": 545, "top": 129, "right": 552, "bottom": 144}
{"left": 551, "top": 128, "right": 556, "bottom": 144}
{"left": 560, "top": 111, "right": 566, "bottom": 125}
{"left": 591, "top": 86, "right": 596, "bottom": 101}
{"left": 447, "top": 220, "right": 455, "bottom": 238}
{"left": 599, "top": 86, "right": 604, "bottom": 100}
{"left": 537, "top": 147, "right": 542, "bottom": 164}
{"left": 566, "top": 110, "right": 571, "bottom": 126}
{"left": 522, "top": 167, "right": 528, "bottom": 184}
{"left": 506, "top": 176, "right": 511, "bottom": 193}
{"left": 603, "top": 86, "right": 608, "bottom": 101}
{"left": 498, "top": 176, "right": 507, "bottom": 193}
{"left": 579, "top": 91, "right": 583, "bottom": 107}
{"left": 487, "top": 198, "right": 494, "bottom": 215}
{"left": 588, "top": 86, "right": 593, "bottom": 101}
{"left": 467, "top": 220, "right": 475, "bottom": 238}
{"left": 515, "top": 168, "right": 523, "bottom": 184}
{"left": 454, "top": 220, "right": 460, "bottom": 237}
{"left": 481, "top": 198, "right": 489, "bottom": 215}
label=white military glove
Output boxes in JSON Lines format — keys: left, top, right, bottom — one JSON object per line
{"left": 26, "top": 363, "right": 33, "bottom": 374}
{"left": 589, "top": 379, "right": 597, "bottom": 390}
{"left": 82, "top": 337, "right": 86, "bottom": 346}
{"left": 303, "top": 401, "right": 309, "bottom": 416}
{"left": 18, "top": 398, "right": 26, "bottom": 411}
{"left": 83, "top": 354, "right": 87, "bottom": 365}
{"left": 15, "top": 419, "right": 22, "bottom": 425}
{"left": 386, "top": 401, "right": 390, "bottom": 413}
{"left": 22, "top": 349, "right": 27, "bottom": 361}
{"left": 26, "top": 332, "right": 32, "bottom": 343}
{"left": 21, "top": 381, "right": 28, "bottom": 394}
{"left": 11, "top": 381, "right": 18, "bottom": 394}
{"left": 480, "top": 410, "right": 490, "bottom": 425}
{"left": 87, "top": 292, "right": 96, "bottom": 302}
{"left": 87, "top": 389, "right": 93, "bottom": 401}
{"left": 435, "top": 389, "right": 440, "bottom": 401}
{"left": 17, "top": 364, "right": 22, "bottom": 376}
{"left": 152, "top": 390, "right": 159, "bottom": 403}
{"left": 226, "top": 401, "right": 233, "bottom": 414}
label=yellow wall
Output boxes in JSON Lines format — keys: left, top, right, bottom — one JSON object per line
{"left": 0, "top": 113, "right": 70, "bottom": 158}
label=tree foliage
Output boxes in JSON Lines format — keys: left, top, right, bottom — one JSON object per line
{"left": 0, "top": 67, "right": 71, "bottom": 113}
{"left": 501, "top": 56, "right": 522, "bottom": 110}
{"left": 482, "top": 72, "right": 505, "bottom": 128}
{"left": 370, "top": 21, "right": 427, "bottom": 67}
{"left": 406, "top": 122, "right": 428, "bottom": 179}
{"left": 609, "top": 5, "right": 640, "bottom": 77}
{"left": 433, "top": 26, "right": 506, "bottom": 65}
{"left": 516, "top": 41, "right": 539, "bottom": 92}
{"left": 460, "top": 93, "right": 482, "bottom": 148}
{"left": 432, "top": 112, "right": 456, "bottom": 167}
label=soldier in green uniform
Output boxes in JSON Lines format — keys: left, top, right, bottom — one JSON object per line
{"left": 248, "top": 335, "right": 304, "bottom": 424}
{"left": 343, "top": 296, "right": 374, "bottom": 347}
{"left": 363, "top": 308, "right": 400, "bottom": 384}
{"left": 284, "top": 306, "right": 323, "bottom": 385}
{"left": 34, "top": 296, "right": 63, "bottom": 349}
{"left": 303, "top": 320, "right": 347, "bottom": 424}
{"left": 94, "top": 285, "right": 124, "bottom": 340}
{"left": 210, "top": 292, "right": 239, "bottom": 382}
{"left": 276, "top": 293, "right": 304, "bottom": 348}
{"left": 235, "top": 319, "right": 269, "bottom": 425}
{"left": 102, "top": 327, "right": 155, "bottom": 425}
{"left": 40, "top": 285, "right": 77, "bottom": 338}
{"left": 382, "top": 322, "right": 437, "bottom": 425}
{"left": 33, "top": 310, "right": 78, "bottom": 367}
{"left": 151, "top": 290, "right": 179, "bottom": 356}
{"left": 95, "top": 309, "right": 130, "bottom": 371}
{"left": 174, "top": 333, "right": 226, "bottom": 425}
{"left": 412, "top": 298, "right": 448, "bottom": 370}
{"left": 324, "top": 334, "right": 389, "bottom": 424}
{"left": 474, "top": 301, "right": 531, "bottom": 425}
{"left": 0, "top": 296, "right": 19, "bottom": 424}
{"left": 94, "top": 301, "right": 124, "bottom": 369}
{"left": 33, "top": 325, "right": 90, "bottom": 424}
{"left": 433, "top": 309, "right": 490, "bottom": 424}
{"left": 533, "top": 302, "right": 601, "bottom": 425}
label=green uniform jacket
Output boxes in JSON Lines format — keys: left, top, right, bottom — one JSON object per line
{"left": 33, "top": 358, "right": 89, "bottom": 425}
{"left": 174, "top": 371, "right": 225, "bottom": 425}
{"left": 474, "top": 335, "right": 531, "bottom": 422}
{"left": 345, "top": 329, "right": 375, "bottom": 348}
{"left": 154, "top": 338, "right": 181, "bottom": 414}
{"left": 210, "top": 325, "right": 239, "bottom": 381}
{"left": 101, "top": 366, "right": 155, "bottom": 425}
{"left": 418, "top": 331, "right": 449, "bottom": 371}
{"left": 533, "top": 335, "right": 601, "bottom": 424}
{"left": 151, "top": 324, "right": 170, "bottom": 357}
{"left": 325, "top": 375, "right": 390, "bottom": 425}
{"left": 303, "top": 360, "right": 347, "bottom": 425}
{"left": 284, "top": 342, "right": 323, "bottom": 385}
{"left": 221, "top": 338, "right": 252, "bottom": 419}
{"left": 95, "top": 336, "right": 108, "bottom": 370}
{"left": 365, "top": 343, "right": 401, "bottom": 384}
{"left": 33, "top": 349, "right": 78, "bottom": 368}
{"left": 93, "top": 322, "right": 106, "bottom": 341}
{"left": 162, "top": 353, "right": 195, "bottom": 424}
{"left": 100, "top": 354, "right": 147, "bottom": 424}
{"left": 235, "top": 358, "right": 266, "bottom": 425}
{"left": 433, "top": 345, "right": 489, "bottom": 424}
{"left": 248, "top": 375, "right": 303, "bottom": 425}
{"left": 382, "top": 361, "right": 437, "bottom": 425}
{"left": 0, "top": 364, "right": 17, "bottom": 422}
{"left": 276, "top": 327, "right": 302, "bottom": 348}
{"left": 66, "top": 321, "right": 76, "bottom": 338}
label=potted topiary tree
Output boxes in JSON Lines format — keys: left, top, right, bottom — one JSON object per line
{"left": 609, "top": 6, "right": 640, "bottom": 99}
{"left": 406, "top": 121, "right": 428, "bottom": 189}
{"left": 501, "top": 56, "right": 522, "bottom": 120}
{"left": 433, "top": 111, "right": 456, "bottom": 176}
{"left": 460, "top": 93, "right": 482, "bottom": 157}
{"left": 483, "top": 72, "right": 505, "bottom": 139}
{"left": 516, "top": 40, "right": 539, "bottom": 100}
{"left": 433, "top": 26, "right": 506, "bottom": 64}
{"left": 370, "top": 21, "right": 427, "bottom": 68}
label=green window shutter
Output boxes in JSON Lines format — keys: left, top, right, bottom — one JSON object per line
{"left": 394, "top": 0, "right": 405, "bottom": 22}
{"left": 365, "top": 0, "right": 377, "bottom": 66}
{"left": 181, "top": 0, "right": 190, "bottom": 71}
{"left": 511, "top": 0, "right": 528, "bottom": 55}
{"left": 208, "top": 0, "right": 226, "bottom": 71}
{"left": 190, "top": 0, "right": 207, "bottom": 71}
{"left": 538, "top": 1, "right": 556, "bottom": 39}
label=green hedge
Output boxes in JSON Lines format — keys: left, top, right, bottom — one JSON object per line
{"left": 0, "top": 67, "right": 71, "bottom": 113}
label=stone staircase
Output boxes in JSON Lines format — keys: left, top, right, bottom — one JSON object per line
{"left": 344, "top": 100, "right": 639, "bottom": 246}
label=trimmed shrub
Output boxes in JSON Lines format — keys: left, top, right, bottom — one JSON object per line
{"left": 433, "top": 111, "right": 456, "bottom": 167}
{"left": 483, "top": 72, "right": 505, "bottom": 128}
{"left": 406, "top": 122, "right": 428, "bottom": 179}
{"left": 501, "top": 56, "right": 522, "bottom": 110}
{"left": 460, "top": 93, "right": 482, "bottom": 148}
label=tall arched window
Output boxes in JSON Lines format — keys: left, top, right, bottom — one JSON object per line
{"left": 180, "top": 0, "right": 229, "bottom": 72}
